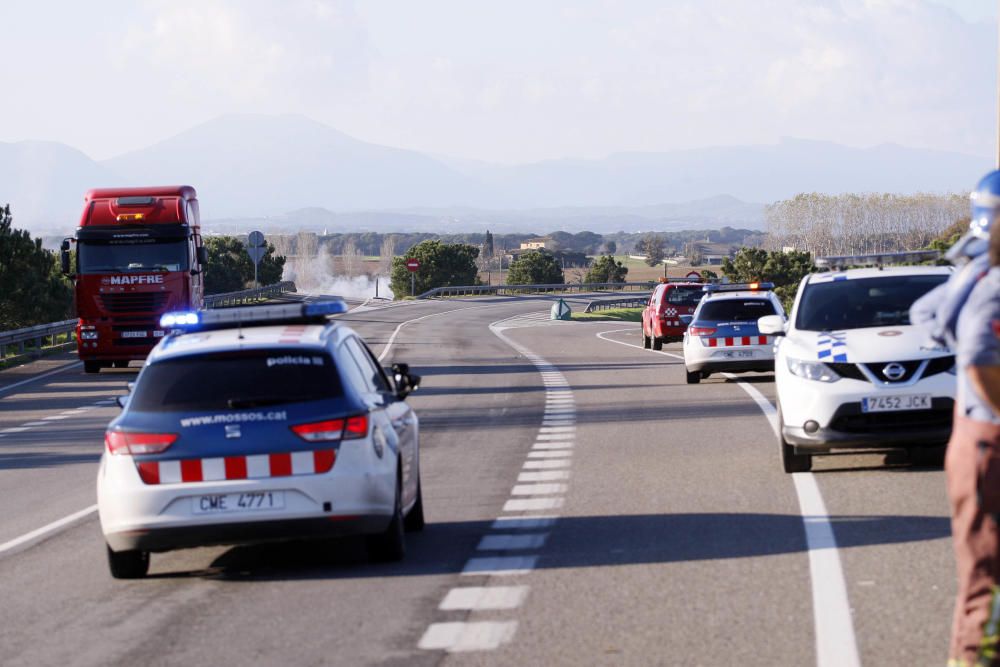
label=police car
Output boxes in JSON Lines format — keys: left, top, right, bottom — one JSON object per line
{"left": 97, "top": 300, "right": 423, "bottom": 578}
{"left": 680, "top": 282, "right": 785, "bottom": 384}
{"left": 760, "top": 252, "right": 954, "bottom": 473}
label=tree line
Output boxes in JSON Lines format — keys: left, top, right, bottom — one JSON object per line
{"left": 763, "top": 192, "right": 965, "bottom": 257}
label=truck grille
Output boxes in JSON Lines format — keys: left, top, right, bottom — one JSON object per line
{"left": 99, "top": 292, "right": 169, "bottom": 314}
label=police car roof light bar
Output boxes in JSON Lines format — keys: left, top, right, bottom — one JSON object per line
{"left": 815, "top": 250, "right": 940, "bottom": 270}
{"left": 703, "top": 281, "right": 774, "bottom": 293}
{"left": 159, "top": 299, "right": 348, "bottom": 331}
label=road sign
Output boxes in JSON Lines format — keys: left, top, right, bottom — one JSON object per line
{"left": 686, "top": 270, "right": 702, "bottom": 280}
{"left": 247, "top": 245, "right": 266, "bottom": 263}
{"left": 406, "top": 259, "right": 420, "bottom": 272}
{"left": 248, "top": 230, "right": 265, "bottom": 248}
{"left": 550, "top": 299, "right": 572, "bottom": 321}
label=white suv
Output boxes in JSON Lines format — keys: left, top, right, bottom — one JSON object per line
{"left": 761, "top": 263, "right": 954, "bottom": 473}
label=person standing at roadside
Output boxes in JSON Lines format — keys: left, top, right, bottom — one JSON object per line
{"left": 946, "top": 214, "right": 1000, "bottom": 667}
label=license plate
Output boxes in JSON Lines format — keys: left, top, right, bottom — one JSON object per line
{"left": 192, "top": 491, "right": 285, "bottom": 515}
{"left": 121, "top": 331, "right": 147, "bottom": 338}
{"left": 720, "top": 350, "right": 754, "bottom": 359}
{"left": 861, "top": 394, "right": 932, "bottom": 413}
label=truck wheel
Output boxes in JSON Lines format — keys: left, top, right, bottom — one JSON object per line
{"left": 106, "top": 545, "right": 149, "bottom": 579}
{"left": 685, "top": 369, "right": 700, "bottom": 384}
{"left": 367, "top": 475, "right": 405, "bottom": 562}
{"left": 652, "top": 337, "right": 663, "bottom": 351}
{"left": 84, "top": 361, "right": 101, "bottom": 374}
{"left": 778, "top": 407, "right": 812, "bottom": 473}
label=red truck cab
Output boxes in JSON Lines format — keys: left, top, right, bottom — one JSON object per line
{"left": 61, "top": 186, "right": 207, "bottom": 373}
{"left": 641, "top": 280, "right": 705, "bottom": 350}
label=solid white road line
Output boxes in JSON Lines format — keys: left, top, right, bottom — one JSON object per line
{"left": 0, "top": 361, "right": 82, "bottom": 397}
{"left": 477, "top": 534, "right": 549, "bottom": 551}
{"left": 594, "top": 327, "right": 862, "bottom": 667}
{"left": 463, "top": 555, "right": 539, "bottom": 576}
{"left": 1, "top": 427, "right": 30, "bottom": 434}
{"left": 439, "top": 586, "right": 530, "bottom": 611}
{"left": 22, "top": 421, "right": 48, "bottom": 427}
{"left": 0, "top": 504, "right": 98, "bottom": 558}
{"left": 419, "top": 621, "right": 518, "bottom": 652}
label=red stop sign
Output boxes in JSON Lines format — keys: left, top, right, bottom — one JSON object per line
{"left": 406, "top": 259, "right": 420, "bottom": 272}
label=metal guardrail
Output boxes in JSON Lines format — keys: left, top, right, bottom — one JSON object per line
{"left": 584, "top": 295, "right": 652, "bottom": 313}
{"left": 418, "top": 281, "right": 656, "bottom": 299}
{"left": 203, "top": 281, "right": 297, "bottom": 308}
{"left": 0, "top": 281, "right": 298, "bottom": 363}
{"left": 0, "top": 319, "right": 77, "bottom": 361}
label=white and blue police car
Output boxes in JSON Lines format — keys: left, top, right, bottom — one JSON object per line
{"left": 97, "top": 300, "right": 423, "bottom": 578}
{"left": 759, "top": 252, "right": 954, "bottom": 472}
{"left": 680, "top": 282, "right": 785, "bottom": 384}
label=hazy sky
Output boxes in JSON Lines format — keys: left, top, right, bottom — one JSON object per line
{"left": 0, "top": 0, "right": 995, "bottom": 163}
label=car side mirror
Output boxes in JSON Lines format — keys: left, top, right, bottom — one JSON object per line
{"left": 115, "top": 395, "right": 128, "bottom": 409}
{"left": 197, "top": 246, "right": 209, "bottom": 266}
{"left": 391, "top": 362, "right": 421, "bottom": 399}
{"left": 679, "top": 314, "right": 693, "bottom": 326}
{"left": 758, "top": 315, "right": 786, "bottom": 336}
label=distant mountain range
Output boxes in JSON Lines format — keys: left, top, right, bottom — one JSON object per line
{"left": 0, "top": 113, "right": 990, "bottom": 233}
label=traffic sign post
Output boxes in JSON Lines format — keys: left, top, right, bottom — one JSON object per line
{"left": 686, "top": 270, "right": 702, "bottom": 280}
{"left": 406, "top": 259, "right": 420, "bottom": 297}
{"left": 246, "top": 231, "right": 266, "bottom": 289}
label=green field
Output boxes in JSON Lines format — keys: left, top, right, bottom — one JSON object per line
{"left": 570, "top": 307, "right": 643, "bottom": 322}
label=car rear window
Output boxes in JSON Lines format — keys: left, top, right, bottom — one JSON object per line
{"left": 128, "top": 349, "right": 344, "bottom": 412}
{"left": 698, "top": 298, "right": 777, "bottom": 322}
{"left": 665, "top": 286, "right": 704, "bottom": 306}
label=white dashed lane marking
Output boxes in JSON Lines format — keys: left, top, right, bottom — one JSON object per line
{"left": 477, "top": 534, "right": 549, "bottom": 551}
{"left": 439, "top": 586, "right": 530, "bottom": 611}
{"left": 418, "top": 622, "right": 518, "bottom": 652}
{"left": 462, "top": 555, "right": 539, "bottom": 576}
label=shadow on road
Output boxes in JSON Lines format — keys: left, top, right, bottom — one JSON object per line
{"left": 146, "top": 511, "right": 951, "bottom": 582}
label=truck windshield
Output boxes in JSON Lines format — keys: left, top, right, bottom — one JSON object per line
{"left": 795, "top": 274, "right": 948, "bottom": 331}
{"left": 78, "top": 239, "right": 189, "bottom": 274}
{"left": 128, "top": 350, "right": 344, "bottom": 413}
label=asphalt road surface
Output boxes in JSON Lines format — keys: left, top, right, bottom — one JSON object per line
{"left": 0, "top": 295, "right": 954, "bottom": 666}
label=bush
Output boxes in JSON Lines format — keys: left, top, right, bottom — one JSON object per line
{"left": 584, "top": 255, "right": 628, "bottom": 283}
{"left": 507, "top": 250, "right": 564, "bottom": 285}
{"left": 390, "top": 240, "right": 479, "bottom": 298}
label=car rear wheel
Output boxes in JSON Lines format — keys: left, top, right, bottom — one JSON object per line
{"left": 685, "top": 369, "right": 700, "bottom": 384}
{"left": 112, "top": 360, "right": 129, "bottom": 368}
{"left": 652, "top": 337, "right": 663, "bottom": 351}
{"left": 84, "top": 361, "right": 101, "bottom": 374}
{"left": 106, "top": 545, "right": 149, "bottom": 579}
{"left": 642, "top": 329, "right": 651, "bottom": 349}
{"left": 367, "top": 474, "right": 405, "bottom": 562}
{"left": 778, "top": 407, "right": 812, "bottom": 473}
{"left": 404, "top": 478, "right": 425, "bottom": 532}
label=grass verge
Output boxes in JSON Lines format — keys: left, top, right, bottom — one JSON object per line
{"left": 571, "top": 307, "right": 642, "bottom": 322}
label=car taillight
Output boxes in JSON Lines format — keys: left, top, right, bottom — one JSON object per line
{"left": 688, "top": 326, "right": 717, "bottom": 336}
{"left": 291, "top": 415, "right": 369, "bottom": 442}
{"left": 105, "top": 431, "right": 177, "bottom": 455}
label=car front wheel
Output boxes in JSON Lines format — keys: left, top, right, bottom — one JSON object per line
{"left": 778, "top": 406, "right": 812, "bottom": 473}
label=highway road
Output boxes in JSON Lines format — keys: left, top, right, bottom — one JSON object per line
{"left": 0, "top": 295, "right": 954, "bottom": 666}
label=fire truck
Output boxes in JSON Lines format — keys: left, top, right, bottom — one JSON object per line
{"left": 61, "top": 186, "right": 207, "bottom": 373}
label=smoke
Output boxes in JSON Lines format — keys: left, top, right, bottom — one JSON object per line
{"left": 282, "top": 245, "right": 394, "bottom": 300}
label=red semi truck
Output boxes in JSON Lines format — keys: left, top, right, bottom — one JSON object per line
{"left": 61, "top": 186, "right": 207, "bottom": 373}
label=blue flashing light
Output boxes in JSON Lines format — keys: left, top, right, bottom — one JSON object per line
{"left": 303, "top": 300, "right": 349, "bottom": 317}
{"left": 703, "top": 282, "right": 774, "bottom": 293}
{"left": 160, "top": 311, "right": 201, "bottom": 328}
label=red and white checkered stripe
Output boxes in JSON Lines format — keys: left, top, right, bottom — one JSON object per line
{"left": 136, "top": 449, "right": 336, "bottom": 485}
{"left": 705, "top": 335, "right": 770, "bottom": 347}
